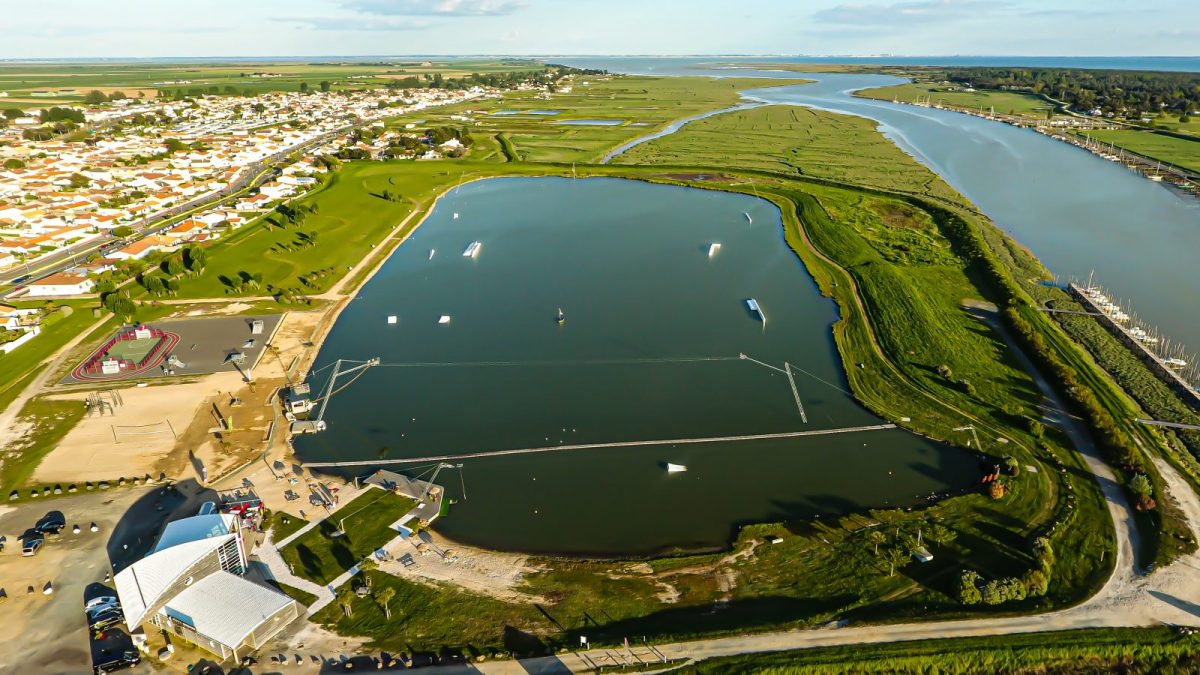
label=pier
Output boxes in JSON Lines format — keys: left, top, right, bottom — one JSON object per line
{"left": 1068, "top": 282, "right": 1200, "bottom": 410}
{"left": 303, "top": 424, "right": 898, "bottom": 468}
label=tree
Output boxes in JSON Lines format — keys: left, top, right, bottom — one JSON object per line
{"left": 958, "top": 569, "right": 982, "bottom": 605}
{"left": 1027, "top": 419, "right": 1045, "bottom": 439}
{"left": 882, "top": 545, "right": 909, "bottom": 577}
{"left": 358, "top": 559, "right": 378, "bottom": 591}
{"left": 867, "top": 529, "right": 886, "bottom": 556}
{"left": 320, "top": 80, "right": 331, "bottom": 93}
{"left": 163, "top": 257, "right": 185, "bottom": 278}
{"left": 1129, "top": 473, "right": 1155, "bottom": 511}
{"left": 926, "top": 523, "right": 956, "bottom": 550}
{"left": 336, "top": 587, "right": 355, "bottom": 617}
{"left": 1181, "top": 114, "right": 1192, "bottom": 124}
{"left": 299, "top": 82, "right": 309, "bottom": 93}
{"left": 375, "top": 586, "right": 395, "bottom": 619}
{"left": 3, "top": 158, "right": 25, "bottom": 170}
{"left": 111, "top": 225, "right": 135, "bottom": 239}
{"left": 68, "top": 173, "right": 90, "bottom": 189}
{"left": 164, "top": 138, "right": 189, "bottom": 154}
{"left": 110, "top": 91, "right": 127, "bottom": 101}
{"left": 988, "top": 480, "right": 1007, "bottom": 500}
{"left": 1004, "top": 456, "right": 1020, "bottom": 476}
{"left": 84, "top": 90, "right": 109, "bottom": 105}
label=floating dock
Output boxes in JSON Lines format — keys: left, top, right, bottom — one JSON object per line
{"left": 1069, "top": 283, "right": 1200, "bottom": 409}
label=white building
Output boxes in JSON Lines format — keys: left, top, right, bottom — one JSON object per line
{"left": 25, "top": 272, "right": 94, "bottom": 297}
{"left": 115, "top": 512, "right": 299, "bottom": 662}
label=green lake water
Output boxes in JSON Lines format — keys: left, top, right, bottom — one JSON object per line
{"left": 293, "top": 176, "right": 980, "bottom": 555}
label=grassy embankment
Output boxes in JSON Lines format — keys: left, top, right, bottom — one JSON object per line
{"left": 1072, "top": 129, "right": 1200, "bottom": 174}
{"left": 856, "top": 82, "right": 1054, "bottom": 119}
{"left": 680, "top": 627, "right": 1200, "bottom": 674}
{"left": 304, "top": 104, "right": 1115, "bottom": 654}
{"left": 617, "top": 103, "right": 1198, "bottom": 569}
{"left": 279, "top": 488, "right": 416, "bottom": 585}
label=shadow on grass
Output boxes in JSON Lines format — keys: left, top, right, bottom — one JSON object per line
{"left": 562, "top": 594, "right": 859, "bottom": 646}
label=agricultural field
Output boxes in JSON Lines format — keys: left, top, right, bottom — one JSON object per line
{"left": 857, "top": 81, "right": 1054, "bottom": 119}
{"left": 1077, "top": 129, "right": 1200, "bottom": 174}
{"left": 0, "top": 58, "right": 545, "bottom": 102}
{"left": 387, "top": 75, "right": 811, "bottom": 164}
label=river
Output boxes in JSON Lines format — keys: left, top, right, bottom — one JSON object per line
{"left": 563, "top": 57, "right": 1200, "bottom": 360}
{"left": 293, "top": 176, "right": 980, "bottom": 555}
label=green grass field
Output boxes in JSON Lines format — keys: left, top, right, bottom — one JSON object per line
{"left": 279, "top": 488, "right": 416, "bottom": 585}
{"left": 1078, "top": 129, "right": 1200, "bottom": 174}
{"left": 0, "top": 397, "right": 87, "bottom": 494}
{"left": 388, "top": 76, "right": 811, "bottom": 164}
{"left": 856, "top": 82, "right": 1054, "bottom": 119}
{"left": 0, "top": 305, "right": 111, "bottom": 414}
{"left": 103, "top": 336, "right": 161, "bottom": 363}
{"left": 0, "top": 59, "right": 546, "bottom": 102}
{"left": 680, "top": 627, "right": 1200, "bottom": 674}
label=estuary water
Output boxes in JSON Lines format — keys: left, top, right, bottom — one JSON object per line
{"left": 294, "top": 177, "right": 980, "bottom": 555}
{"left": 565, "top": 57, "right": 1200, "bottom": 354}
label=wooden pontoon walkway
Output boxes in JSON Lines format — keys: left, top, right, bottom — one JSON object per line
{"left": 304, "top": 424, "right": 898, "bottom": 468}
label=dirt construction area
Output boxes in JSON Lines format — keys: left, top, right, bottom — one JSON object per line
{"left": 30, "top": 310, "right": 324, "bottom": 488}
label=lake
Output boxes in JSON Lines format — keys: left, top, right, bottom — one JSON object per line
{"left": 293, "top": 176, "right": 981, "bottom": 555}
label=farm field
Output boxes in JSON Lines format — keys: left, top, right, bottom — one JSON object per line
{"left": 388, "top": 75, "right": 811, "bottom": 163}
{"left": 857, "top": 81, "right": 1054, "bottom": 119}
{"left": 0, "top": 58, "right": 546, "bottom": 101}
{"left": 1078, "top": 129, "right": 1200, "bottom": 174}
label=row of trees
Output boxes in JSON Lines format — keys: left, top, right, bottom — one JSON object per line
{"left": 959, "top": 538, "right": 1054, "bottom": 606}
{"left": 942, "top": 67, "right": 1200, "bottom": 119}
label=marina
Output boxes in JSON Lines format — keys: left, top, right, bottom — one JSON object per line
{"left": 1070, "top": 281, "right": 1200, "bottom": 407}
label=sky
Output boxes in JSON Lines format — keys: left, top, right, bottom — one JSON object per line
{"left": 2, "top": 0, "right": 1198, "bottom": 59}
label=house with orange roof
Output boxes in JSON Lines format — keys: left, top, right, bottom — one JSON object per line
{"left": 26, "top": 271, "right": 94, "bottom": 297}
{"left": 109, "top": 235, "right": 173, "bottom": 261}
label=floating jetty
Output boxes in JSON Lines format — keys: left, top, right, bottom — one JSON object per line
{"left": 746, "top": 298, "right": 766, "bottom": 325}
{"left": 463, "top": 241, "right": 482, "bottom": 258}
{"left": 1070, "top": 281, "right": 1200, "bottom": 407}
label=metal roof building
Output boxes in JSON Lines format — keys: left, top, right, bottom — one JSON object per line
{"left": 114, "top": 512, "right": 298, "bottom": 662}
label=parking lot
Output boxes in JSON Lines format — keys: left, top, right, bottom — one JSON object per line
{"left": 0, "top": 484, "right": 187, "bottom": 672}
{"left": 61, "top": 314, "right": 283, "bottom": 385}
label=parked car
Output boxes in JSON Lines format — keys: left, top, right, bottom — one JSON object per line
{"left": 21, "top": 532, "right": 44, "bottom": 557}
{"left": 86, "top": 600, "right": 121, "bottom": 621}
{"left": 93, "top": 649, "right": 140, "bottom": 674}
{"left": 36, "top": 511, "right": 66, "bottom": 536}
{"left": 89, "top": 611, "right": 124, "bottom": 635}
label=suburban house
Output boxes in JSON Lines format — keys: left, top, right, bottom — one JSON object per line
{"left": 109, "top": 235, "right": 172, "bottom": 261}
{"left": 25, "top": 272, "right": 94, "bottom": 297}
{"left": 115, "top": 510, "right": 299, "bottom": 663}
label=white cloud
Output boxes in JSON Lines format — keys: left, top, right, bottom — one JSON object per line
{"left": 291, "top": 15, "right": 433, "bottom": 30}
{"left": 815, "top": 0, "right": 1004, "bottom": 26}
{"left": 340, "top": 0, "right": 526, "bottom": 16}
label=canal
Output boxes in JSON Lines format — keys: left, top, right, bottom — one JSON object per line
{"left": 293, "top": 176, "right": 980, "bottom": 555}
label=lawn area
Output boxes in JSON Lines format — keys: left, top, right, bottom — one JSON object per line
{"left": 0, "top": 396, "right": 87, "bottom": 494}
{"left": 857, "top": 81, "right": 1054, "bottom": 119}
{"left": 680, "top": 627, "right": 1200, "bottom": 674}
{"left": 265, "top": 510, "right": 309, "bottom": 542}
{"left": 0, "top": 305, "right": 110, "bottom": 415}
{"left": 1079, "top": 129, "right": 1200, "bottom": 174}
{"left": 266, "top": 580, "right": 320, "bottom": 608}
{"left": 279, "top": 488, "right": 416, "bottom": 585}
